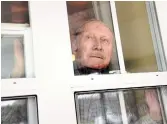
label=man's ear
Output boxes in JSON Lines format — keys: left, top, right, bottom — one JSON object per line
{"left": 71, "top": 39, "right": 78, "bottom": 55}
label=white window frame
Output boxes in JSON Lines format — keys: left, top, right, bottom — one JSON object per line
{"left": 1, "top": 1, "right": 167, "bottom": 124}
{"left": 155, "top": 2, "right": 167, "bottom": 61}
{"left": 68, "top": 3, "right": 167, "bottom": 124}
{"left": 1, "top": 23, "right": 37, "bottom": 97}
{"left": 1, "top": 23, "right": 35, "bottom": 78}
{"left": 1, "top": 23, "right": 37, "bottom": 96}
{"left": 1, "top": 24, "right": 38, "bottom": 124}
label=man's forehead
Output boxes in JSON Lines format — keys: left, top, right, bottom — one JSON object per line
{"left": 85, "top": 21, "right": 109, "bottom": 30}
{"left": 76, "top": 20, "right": 113, "bottom": 35}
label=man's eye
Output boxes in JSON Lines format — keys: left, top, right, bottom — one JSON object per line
{"left": 101, "top": 38, "right": 108, "bottom": 43}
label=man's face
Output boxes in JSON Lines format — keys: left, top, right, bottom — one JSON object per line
{"left": 75, "top": 21, "right": 113, "bottom": 69}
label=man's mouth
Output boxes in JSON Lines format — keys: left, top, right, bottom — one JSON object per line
{"left": 90, "top": 55, "right": 104, "bottom": 59}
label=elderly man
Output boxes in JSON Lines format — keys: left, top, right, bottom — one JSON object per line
{"left": 72, "top": 19, "right": 113, "bottom": 75}
{"left": 72, "top": 19, "right": 162, "bottom": 124}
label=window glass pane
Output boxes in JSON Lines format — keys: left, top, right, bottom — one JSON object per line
{"left": 75, "top": 86, "right": 167, "bottom": 124}
{"left": 75, "top": 91, "right": 122, "bottom": 124}
{"left": 115, "top": 1, "right": 165, "bottom": 73}
{"left": 160, "top": 86, "right": 167, "bottom": 119}
{"left": 66, "top": 1, "right": 120, "bottom": 76}
{"left": 1, "top": 34, "right": 34, "bottom": 79}
{"left": 1, "top": 96, "right": 38, "bottom": 124}
{"left": 124, "top": 88, "right": 164, "bottom": 124}
{"left": 1, "top": 1, "right": 29, "bottom": 24}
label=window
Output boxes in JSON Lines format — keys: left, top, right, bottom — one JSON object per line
{"left": 1, "top": 31, "right": 34, "bottom": 79}
{"left": 1, "top": 1, "right": 35, "bottom": 79}
{"left": 1, "top": 1, "right": 29, "bottom": 24}
{"left": 115, "top": 1, "right": 167, "bottom": 73}
{"left": 1, "top": 1, "right": 167, "bottom": 124}
{"left": 66, "top": 1, "right": 167, "bottom": 124}
{"left": 66, "top": 1, "right": 167, "bottom": 76}
{"left": 1, "top": 2, "right": 38, "bottom": 124}
{"left": 75, "top": 87, "right": 166, "bottom": 124}
{"left": 1, "top": 96, "right": 38, "bottom": 124}
{"left": 67, "top": 1, "right": 120, "bottom": 76}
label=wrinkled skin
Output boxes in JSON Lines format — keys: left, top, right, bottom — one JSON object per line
{"left": 72, "top": 21, "right": 113, "bottom": 69}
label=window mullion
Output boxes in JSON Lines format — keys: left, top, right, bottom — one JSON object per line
{"left": 27, "top": 96, "right": 38, "bottom": 124}
{"left": 157, "top": 88, "right": 167, "bottom": 124}
{"left": 160, "top": 87, "right": 167, "bottom": 119}
{"left": 109, "top": 1, "right": 126, "bottom": 73}
{"left": 24, "top": 28, "right": 35, "bottom": 78}
{"left": 146, "top": 2, "right": 167, "bottom": 71}
{"left": 110, "top": 2, "right": 128, "bottom": 124}
{"left": 155, "top": 2, "right": 167, "bottom": 63}
{"left": 118, "top": 91, "right": 128, "bottom": 124}
{"left": 1, "top": 23, "right": 29, "bottom": 30}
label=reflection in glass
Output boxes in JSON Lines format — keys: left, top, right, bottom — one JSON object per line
{"left": 67, "top": 1, "right": 120, "bottom": 76}
{"left": 115, "top": 2, "right": 159, "bottom": 73}
{"left": 1, "top": 99, "right": 28, "bottom": 124}
{"left": 1, "top": 35, "right": 25, "bottom": 78}
{"left": 75, "top": 87, "right": 166, "bottom": 124}
{"left": 124, "top": 88, "right": 164, "bottom": 124}
{"left": 1, "top": 1, "right": 29, "bottom": 24}
{"left": 103, "top": 92, "right": 122, "bottom": 124}
{"left": 1, "top": 97, "right": 38, "bottom": 124}
{"left": 75, "top": 91, "right": 123, "bottom": 124}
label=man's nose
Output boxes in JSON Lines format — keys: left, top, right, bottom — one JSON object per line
{"left": 93, "top": 38, "right": 102, "bottom": 50}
